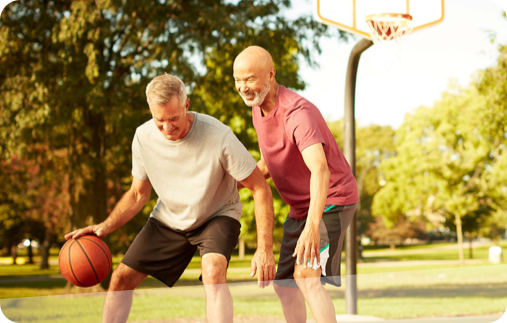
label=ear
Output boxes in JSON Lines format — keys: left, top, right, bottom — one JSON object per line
{"left": 269, "top": 68, "right": 276, "bottom": 82}
{"left": 185, "top": 98, "right": 190, "bottom": 111}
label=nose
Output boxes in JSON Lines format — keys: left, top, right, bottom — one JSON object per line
{"left": 237, "top": 82, "right": 249, "bottom": 95}
{"left": 163, "top": 122, "right": 173, "bottom": 132}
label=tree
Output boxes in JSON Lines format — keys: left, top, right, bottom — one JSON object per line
{"left": 0, "top": 150, "right": 68, "bottom": 268}
{"left": 328, "top": 120, "right": 396, "bottom": 249}
{"left": 0, "top": 0, "right": 347, "bottom": 273}
{"left": 366, "top": 216, "right": 426, "bottom": 250}
{"left": 475, "top": 43, "right": 507, "bottom": 242}
{"left": 372, "top": 85, "right": 495, "bottom": 263}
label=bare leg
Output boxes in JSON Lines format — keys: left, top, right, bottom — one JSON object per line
{"left": 201, "top": 253, "right": 233, "bottom": 323}
{"left": 273, "top": 283, "right": 307, "bottom": 323}
{"left": 102, "top": 263, "right": 148, "bottom": 323}
{"left": 294, "top": 265, "right": 337, "bottom": 323}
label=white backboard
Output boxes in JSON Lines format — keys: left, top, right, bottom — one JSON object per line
{"left": 314, "top": 0, "right": 445, "bottom": 40}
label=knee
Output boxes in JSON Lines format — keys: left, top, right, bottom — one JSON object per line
{"left": 201, "top": 254, "right": 227, "bottom": 285}
{"left": 109, "top": 266, "right": 141, "bottom": 291}
{"left": 294, "top": 266, "right": 321, "bottom": 291}
{"left": 274, "top": 283, "right": 292, "bottom": 299}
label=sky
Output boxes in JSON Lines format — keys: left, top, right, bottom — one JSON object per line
{"left": 284, "top": 0, "right": 507, "bottom": 129}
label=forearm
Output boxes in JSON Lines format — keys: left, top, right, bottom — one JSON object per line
{"left": 101, "top": 189, "right": 148, "bottom": 233}
{"left": 257, "top": 158, "right": 270, "bottom": 180}
{"left": 238, "top": 159, "right": 270, "bottom": 190}
{"left": 252, "top": 184, "right": 274, "bottom": 251}
{"left": 306, "top": 169, "right": 330, "bottom": 228}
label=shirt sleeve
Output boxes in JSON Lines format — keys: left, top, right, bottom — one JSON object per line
{"left": 131, "top": 130, "right": 148, "bottom": 180}
{"left": 285, "top": 107, "right": 325, "bottom": 152}
{"left": 220, "top": 129, "right": 257, "bottom": 182}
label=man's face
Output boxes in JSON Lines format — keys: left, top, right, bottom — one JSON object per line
{"left": 233, "top": 66, "right": 271, "bottom": 107}
{"left": 150, "top": 95, "right": 189, "bottom": 141}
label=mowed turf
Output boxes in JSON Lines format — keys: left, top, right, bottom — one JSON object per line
{"left": 2, "top": 265, "right": 507, "bottom": 322}
{"left": 0, "top": 242, "right": 506, "bottom": 321}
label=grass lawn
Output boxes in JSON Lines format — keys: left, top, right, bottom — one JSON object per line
{"left": 1, "top": 241, "right": 506, "bottom": 321}
{"left": 1, "top": 263, "right": 506, "bottom": 322}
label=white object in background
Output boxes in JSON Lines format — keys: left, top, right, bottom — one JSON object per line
{"left": 490, "top": 0, "right": 507, "bottom": 13}
{"left": 0, "top": 0, "right": 17, "bottom": 17}
{"left": 0, "top": 305, "right": 16, "bottom": 323}
{"left": 489, "top": 246, "right": 503, "bottom": 264}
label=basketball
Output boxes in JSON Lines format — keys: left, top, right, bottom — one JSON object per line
{"left": 59, "top": 235, "right": 112, "bottom": 287}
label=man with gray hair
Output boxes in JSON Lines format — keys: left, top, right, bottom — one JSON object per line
{"left": 66, "top": 74, "right": 276, "bottom": 323}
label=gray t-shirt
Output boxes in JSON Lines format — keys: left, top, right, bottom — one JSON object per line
{"left": 131, "top": 112, "right": 257, "bottom": 231}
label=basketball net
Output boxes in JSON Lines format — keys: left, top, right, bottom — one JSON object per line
{"left": 365, "top": 13, "right": 413, "bottom": 74}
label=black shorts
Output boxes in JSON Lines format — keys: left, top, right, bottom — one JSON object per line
{"left": 274, "top": 204, "right": 356, "bottom": 288}
{"left": 121, "top": 216, "right": 241, "bottom": 287}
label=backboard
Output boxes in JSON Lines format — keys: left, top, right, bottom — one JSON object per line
{"left": 314, "top": 0, "right": 445, "bottom": 40}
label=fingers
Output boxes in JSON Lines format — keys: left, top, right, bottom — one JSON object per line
{"left": 73, "top": 228, "right": 89, "bottom": 239}
{"left": 64, "top": 231, "right": 77, "bottom": 240}
{"left": 70, "top": 226, "right": 94, "bottom": 240}
{"left": 303, "top": 245, "right": 311, "bottom": 268}
{"left": 95, "top": 226, "right": 106, "bottom": 238}
{"left": 252, "top": 252, "right": 276, "bottom": 288}
{"left": 309, "top": 248, "right": 316, "bottom": 268}
{"left": 293, "top": 241, "right": 304, "bottom": 266}
{"left": 258, "top": 264, "right": 265, "bottom": 289}
{"left": 250, "top": 259, "right": 257, "bottom": 278}
{"left": 316, "top": 249, "right": 321, "bottom": 267}
{"left": 266, "top": 262, "right": 276, "bottom": 287}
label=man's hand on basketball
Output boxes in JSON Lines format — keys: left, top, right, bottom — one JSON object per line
{"left": 64, "top": 223, "right": 110, "bottom": 240}
{"left": 251, "top": 249, "right": 276, "bottom": 289}
{"left": 293, "top": 225, "right": 320, "bottom": 269}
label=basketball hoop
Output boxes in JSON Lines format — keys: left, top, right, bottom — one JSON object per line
{"left": 365, "top": 13, "right": 413, "bottom": 44}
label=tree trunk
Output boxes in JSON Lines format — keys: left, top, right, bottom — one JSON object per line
{"left": 40, "top": 230, "right": 51, "bottom": 269}
{"left": 455, "top": 213, "right": 464, "bottom": 264}
{"left": 469, "top": 237, "right": 473, "bottom": 259}
{"left": 11, "top": 245, "right": 17, "bottom": 265}
{"left": 27, "top": 239, "right": 34, "bottom": 264}
{"left": 389, "top": 242, "right": 395, "bottom": 250}
{"left": 239, "top": 238, "right": 245, "bottom": 260}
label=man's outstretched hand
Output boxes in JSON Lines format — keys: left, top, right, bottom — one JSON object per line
{"left": 64, "top": 224, "right": 110, "bottom": 240}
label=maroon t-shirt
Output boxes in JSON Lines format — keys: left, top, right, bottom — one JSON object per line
{"left": 253, "top": 86, "right": 358, "bottom": 219}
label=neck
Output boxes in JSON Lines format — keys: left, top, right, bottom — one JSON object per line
{"left": 259, "top": 83, "right": 279, "bottom": 116}
{"left": 180, "top": 111, "right": 194, "bottom": 139}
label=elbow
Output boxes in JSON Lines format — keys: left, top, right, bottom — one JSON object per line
{"left": 132, "top": 189, "right": 150, "bottom": 205}
{"left": 315, "top": 165, "right": 330, "bottom": 182}
{"left": 251, "top": 179, "right": 272, "bottom": 197}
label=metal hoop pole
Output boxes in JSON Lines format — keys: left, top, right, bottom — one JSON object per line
{"left": 344, "top": 37, "right": 373, "bottom": 315}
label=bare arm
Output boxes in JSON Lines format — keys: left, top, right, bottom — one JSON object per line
{"left": 238, "top": 166, "right": 276, "bottom": 288}
{"left": 237, "top": 153, "right": 270, "bottom": 190}
{"left": 293, "top": 143, "right": 330, "bottom": 267}
{"left": 65, "top": 177, "right": 152, "bottom": 240}
{"left": 256, "top": 155, "right": 270, "bottom": 180}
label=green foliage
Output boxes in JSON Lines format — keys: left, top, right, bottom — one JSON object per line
{"left": 327, "top": 120, "right": 396, "bottom": 238}
{"left": 0, "top": 1, "right": 346, "bottom": 253}
{"left": 475, "top": 43, "right": 507, "bottom": 239}
{"left": 373, "top": 51, "right": 507, "bottom": 241}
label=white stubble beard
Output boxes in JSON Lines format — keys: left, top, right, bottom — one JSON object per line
{"left": 240, "top": 80, "right": 271, "bottom": 107}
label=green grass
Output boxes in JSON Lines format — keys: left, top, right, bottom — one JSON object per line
{"left": 2, "top": 264, "right": 506, "bottom": 322}
{"left": 1, "top": 242, "right": 507, "bottom": 321}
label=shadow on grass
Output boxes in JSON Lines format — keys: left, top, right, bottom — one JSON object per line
{"left": 0, "top": 278, "right": 67, "bottom": 289}
{"left": 325, "top": 282, "right": 507, "bottom": 299}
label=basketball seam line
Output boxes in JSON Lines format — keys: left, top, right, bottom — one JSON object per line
{"left": 75, "top": 240, "right": 100, "bottom": 285}
{"left": 81, "top": 237, "right": 111, "bottom": 270}
{"left": 68, "top": 241, "right": 85, "bottom": 287}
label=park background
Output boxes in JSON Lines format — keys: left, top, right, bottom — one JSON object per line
{"left": 1, "top": 0, "right": 507, "bottom": 321}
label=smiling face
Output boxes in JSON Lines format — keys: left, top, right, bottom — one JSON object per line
{"left": 233, "top": 67, "right": 271, "bottom": 107}
{"left": 150, "top": 95, "right": 191, "bottom": 141}
{"left": 233, "top": 46, "right": 275, "bottom": 108}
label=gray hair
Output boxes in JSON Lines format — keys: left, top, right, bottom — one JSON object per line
{"left": 145, "top": 74, "right": 187, "bottom": 107}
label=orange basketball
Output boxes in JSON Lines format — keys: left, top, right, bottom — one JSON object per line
{"left": 59, "top": 235, "right": 112, "bottom": 287}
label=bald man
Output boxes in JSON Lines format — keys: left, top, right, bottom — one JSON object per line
{"left": 233, "top": 46, "right": 358, "bottom": 323}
